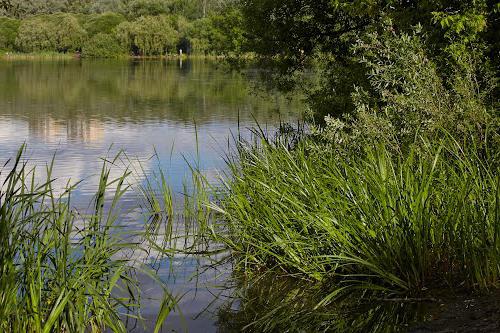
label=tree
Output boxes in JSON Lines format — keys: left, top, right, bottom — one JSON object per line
{"left": 116, "top": 15, "right": 178, "bottom": 55}
{"left": 208, "top": 7, "right": 245, "bottom": 54}
{"left": 15, "top": 14, "right": 85, "bottom": 52}
{"left": 82, "top": 32, "right": 124, "bottom": 57}
{"left": 0, "top": 16, "right": 19, "bottom": 50}
{"left": 83, "top": 12, "right": 126, "bottom": 37}
{"left": 237, "top": 0, "right": 500, "bottom": 122}
{"left": 125, "top": 0, "right": 168, "bottom": 18}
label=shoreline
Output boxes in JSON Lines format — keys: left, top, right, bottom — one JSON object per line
{"left": 0, "top": 51, "right": 251, "bottom": 61}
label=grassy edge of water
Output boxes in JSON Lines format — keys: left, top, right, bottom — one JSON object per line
{"left": 190, "top": 126, "right": 500, "bottom": 331}
{"left": 0, "top": 147, "right": 183, "bottom": 333}
{"left": 0, "top": 51, "right": 75, "bottom": 60}
{"left": 0, "top": 127, "right": 498, "bottom": 332}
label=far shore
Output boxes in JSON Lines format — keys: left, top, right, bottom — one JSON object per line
{"left": 0, "top": 51, "right": 253, "bottom": 61}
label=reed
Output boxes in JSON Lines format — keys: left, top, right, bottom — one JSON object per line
{"left": 0, "top": 147, "right": 178, "bottom": 332}
{"left": 208, "top": 129, "right": 499, "bottom": 304}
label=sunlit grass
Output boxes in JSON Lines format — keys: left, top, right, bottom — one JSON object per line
{"left": 0, "top": 147, "right": 179, "bottom": 332}
{"left": 208, "top": 129, "right": 499, "bottom": 305}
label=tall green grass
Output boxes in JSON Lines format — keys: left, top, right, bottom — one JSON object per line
{"left": 0, "top": 147, "right": 178, "bottom": 332}
{"left": 208, "top": 130, "right": 499, "bottom": 303}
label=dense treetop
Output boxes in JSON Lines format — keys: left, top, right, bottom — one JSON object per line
{"left": 0, "top": 0, "right": 235, "bottom": 19}
{"left": 0, "top": 0, "right": 243, "bottom": 56}
{"left": 234, "top": 0, "right": 499, "bottom": 122}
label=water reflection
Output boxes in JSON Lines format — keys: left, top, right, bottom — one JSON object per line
{"left": 0, "top": 59, "right": 302, "bottom": 332}
{"left": 27, "top": 117, "right": 104, "bottom": 143}
{"left": 0, "top": 59, "right": 300, "bottom": 196}
{"left": 217, "top": 274, "right": 432, "bottom": 333}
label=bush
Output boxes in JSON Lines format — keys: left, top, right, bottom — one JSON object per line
{"left": 15, "top": 17, "right": 55, "bottom": 52}
{"left": 188, "top": 18, "right": 212, "bottom": 54}
{"left": 82, "top": 33, "right": 124, "bottom": 58}
{"left": 115, "top": 15, "right": 178, "bottom": 56}
{"left": 15, "top": 14, "right": 86, "bottom": 53}
{"left": 0, "top": 17, "right": 20, "bottom": 50}
{"left": 317, "top": 27, "right": 498, "bottom": 152}
{"left": 208, "top": 8, "right": 246, "bottom": 54}
{"left": 126, "top": 0, "right": 168, "bottom": 18}
{"left": 82, "top": 12, "right": 126, "bottom": 37}
{"left": 114, "top": 20, "right": 135, "bottom": 53}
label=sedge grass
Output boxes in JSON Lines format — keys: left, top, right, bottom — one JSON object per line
{"left": 207, "top": 129, "right": 499, "bottom": 305}
{"left": 0, "top": 147, "right": 179, "bottom": 333}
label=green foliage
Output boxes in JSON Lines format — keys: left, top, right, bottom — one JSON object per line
{"left": 0, "top": 0, "right": 235, "bottom": 19}
{"left": 316, "top": 27, "right": 497, "bottom": 150}
{"left": 0, "top": 16, "right": 19, "bottom": 50}
{"left": 238, "top": 0, "right": 500, "bottom": 123}
{"left": 1, "top": 0, "right": 241, "bottom": 57}
{"left": 82, "top": 12, "right": 126, "bottom": 37}
{"left": 114, "top": 20, "right": 135, "bottom": 52}
{"left": 208, "top": 7, "right": 245, "bottom": 54}
{"left": 15, "top": 17, "right": 54, "bottom": 52}
{"left": 82, "top": 33, "right": 124, "bottom": 58}
{"left": 126, "top": 0, "right": 169, "bottom": 18}
{"left": 210, "top": 128, "right": 499, "bottom": 300}
{"left": 188, "top": 18, "right": 212, "bottom": 54}
{"left": 15, "top": 14, "right": 86, "bottom": 53}
{"left": 124, "top": 0, "right": 233, "bottom": 20}
{"left": 116, "top": 15, "right": 178, "bottom": 55}
{"left": 0, "top": 0, "right": 68, "bottom": 18}
{"left": 0, "top": 149, "right": 138, "bottom": 332}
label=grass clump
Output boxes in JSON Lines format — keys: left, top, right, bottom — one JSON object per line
{"left": 0, "top": 148, "right": 176, "bottom": 332}
{"left": 211, "top": 130, "right": 499, "bottom": 302}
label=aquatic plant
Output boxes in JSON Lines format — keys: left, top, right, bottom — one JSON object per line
{"left": 208, "top": 129, "right": 499, "bottom": 304}
{"left": 0, "top": 147, "right": 178, "bottom": 332}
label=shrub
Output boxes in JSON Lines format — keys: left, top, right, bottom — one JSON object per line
{"left": 82, "top": 33, "right": 124, "bottom": 58}
{"left": 15, "top": 14, "right": 86, "bottom": 53}
{"left": 115, "top": 15, "right": 178, "bottom": 56}
{"left": 188, "top": 18, "right": 212, "bottom": 54}
{"left": 54, "top": 13, "right": 87, "bottom": 52}
{"left": 0, "top": 17, "right": 20, "bottom": 50}
{"left": 15, "top": 17, "right": 55, "bottom": 52}
{"left": 317, "top": 26, "right": 498, "bottom": 152}
{"left": 126, "top": 0, "right": 168, "bottom": 18}
{"left": 114, "top": 21, "right": 135, "bottom": 52}
{"left": 208, "top": 8, "right": 246, "bottom": 54}
{"left": 83, "top": 12, "right": 126, "bottom": 37}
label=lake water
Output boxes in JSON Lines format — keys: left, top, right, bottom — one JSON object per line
{"left": 0, "top": 59, "right": 302, "bottom": 332}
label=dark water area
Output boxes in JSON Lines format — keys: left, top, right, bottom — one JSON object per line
{"left": 0, "top": 58, "right": 302, "bottom": 332}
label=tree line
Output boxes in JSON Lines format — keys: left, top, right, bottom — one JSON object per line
{"left": 0, "top": 0, "right": 234, "bottom": 19}
{"left": 0, "top": 0, "right": 244, "bottom": 57}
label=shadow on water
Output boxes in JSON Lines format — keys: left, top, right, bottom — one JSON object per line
{"left": 215, "top": 273, "right": 435, "bottom": 333}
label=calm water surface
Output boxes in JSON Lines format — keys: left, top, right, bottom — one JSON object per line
{"left": 0, "top": 59, "right": 302, "bottom": 332}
